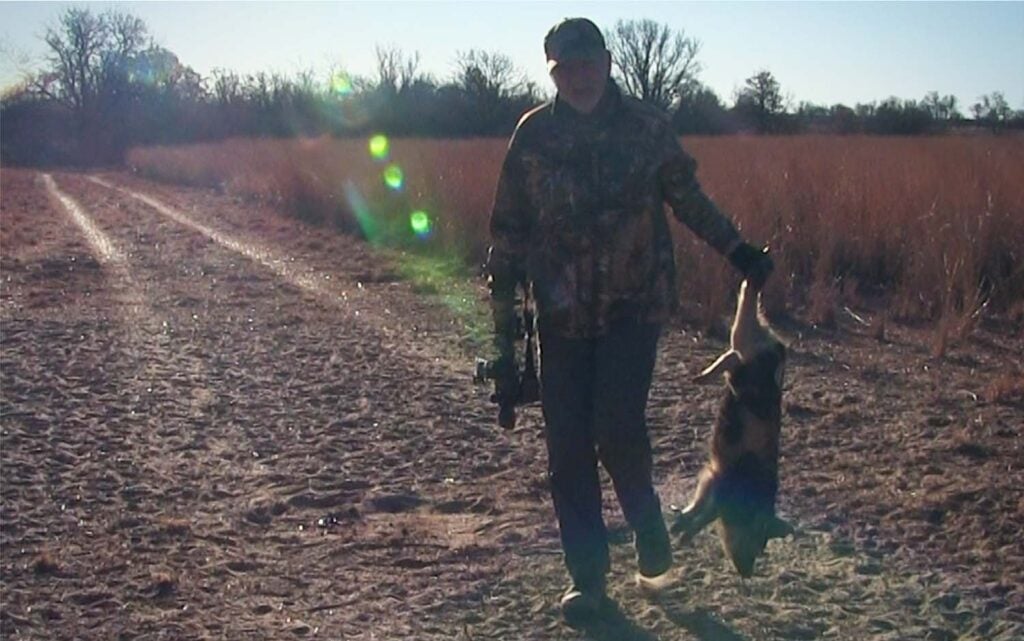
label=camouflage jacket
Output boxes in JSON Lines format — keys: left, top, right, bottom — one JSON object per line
{"left": 487, "top": 81, "right": 741, "bottom": 342}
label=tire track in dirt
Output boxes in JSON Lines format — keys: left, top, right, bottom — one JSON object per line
{"left": 36, "top": 173, "right": 555, "bottom": 640}
{"left": 43, "top": 175, "right": 127, "bottom": 266}
{"left": 41, "top": 172, "right": 143, "bottom": 342}
{"left": 41, "top": 173, "right": 161, "bottom": 351}
{"left": 88, "top": 175, "right": 469, "bottom": 378}
{"left": 14, "top": 173, "right": 284, "bottom": 638}
{"left": 3, "top": 171, "right": 209, "bottom": 638}
{"left": 45, "top": 172, "right": 253, "bottom": 471}
{"left": 6, "top": 172, "right": 394, "bottom": 639}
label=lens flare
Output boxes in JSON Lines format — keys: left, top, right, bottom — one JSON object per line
{"left": 410, "top": 210, "right": 432, "bottom": 238}
{"left": 331, "top": 72, "right": 354, "bottom": 97}
{"left": 383, "top": 165, "right": 404, "bottom": 190}
{"left": 343, "top": 180, "right": 379, "bottom": 243}
{"left": 369, "top": 134, "right": 389, "bottom": 160}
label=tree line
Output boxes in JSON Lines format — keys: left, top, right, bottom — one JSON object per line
{"left": 2, "top": 9, "right": 1021, "bottom": 166}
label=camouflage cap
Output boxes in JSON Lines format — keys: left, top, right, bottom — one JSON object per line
{"left": 544, "top": 18, "right": 607, "bottom": 71}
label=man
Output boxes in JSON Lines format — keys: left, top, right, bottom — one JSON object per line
{"left": 485, "top": 17, "right": 772, "bottom": 621}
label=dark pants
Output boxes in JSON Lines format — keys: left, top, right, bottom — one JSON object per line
{"left": 538, "top": 318, "right": 672, "bottom": 591}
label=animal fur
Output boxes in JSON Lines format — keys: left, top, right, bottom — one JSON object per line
{"left": 671, "top": 279, "right": 792, "bottom": 577}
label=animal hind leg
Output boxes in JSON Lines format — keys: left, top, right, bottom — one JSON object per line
{"left": 670, "top": 467, "right": 719, "bottom": 543}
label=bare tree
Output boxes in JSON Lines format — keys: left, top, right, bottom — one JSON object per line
{"left": 922, "top": 91, "right": 960, "bottom": 121}
{"left": 43, "top": 8, "right": 108, "bottom": 113}
{"left": 605, "top": 19, "right": 702, "bottom": 111}
{"left": 211, "top": 69, "right": 243, "bottom": 106}
{"left": 40, "top": 8, "right": 149, "bottom": 115}
{"left": 972, "top": 91, "right": 1013, "bottom": 131}
{"left": 106, "top": 11, "right": 148, "bottom": 59}
{"left": 987, "top": 91, "right": 1012, "bottom": 123}
{"left": 374, "top": 45, "right": 421, "bottom": 94}
{"left": 735, "top": 70, "right": 785, "bottom": 132}
{"left": 453, "top": 49, "right": 530, "bottom": 100}
{"left": 451, "top": 49, "right": 535, "bottom": 134}
{"left": 739, "top": 70, "right": 784, "bottom": 114}
{"left": 97, "top": 11, "right": 149, "bottom": 113}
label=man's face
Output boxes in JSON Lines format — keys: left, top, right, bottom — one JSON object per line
{"left": 550, "top": 51, "right": 610, "bottom": 114}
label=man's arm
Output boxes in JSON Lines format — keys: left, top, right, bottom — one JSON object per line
{"left": 657, "top": 141, "right": 741, "bottom": 256}
{"left": 485, "top": 137, "right": 531, "bottom": 403}
{"left": 657, "top": 132, "right": 773, "bottom": 287}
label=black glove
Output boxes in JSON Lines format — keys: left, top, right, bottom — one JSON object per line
{"left": 728, "top": 243, "right": 774, "bottom": 290}
{"left": 489, "top": 355, "right": 519, "bottom": 430}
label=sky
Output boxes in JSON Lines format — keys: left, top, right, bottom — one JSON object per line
{"left": 1, "top": 1, "right": 1022, "bottom": 111}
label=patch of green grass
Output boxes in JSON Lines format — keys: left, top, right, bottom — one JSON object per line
{"left": 390, "top": 249, "right": 492, "bottom": 355}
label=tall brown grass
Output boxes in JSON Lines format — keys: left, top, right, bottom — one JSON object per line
{"left": 128, "top": 136, "right": 505, "bottom": 259}
{"left": 127, "top": 135, "right": 1024, "bottom": 339}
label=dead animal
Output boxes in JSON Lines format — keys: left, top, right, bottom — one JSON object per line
{"left": 672, "top": 278, "right": 793, "bottom": 577}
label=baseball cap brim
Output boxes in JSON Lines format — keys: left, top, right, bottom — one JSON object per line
{"left": 546, "top": 45, "right": 606, "bottom": 72}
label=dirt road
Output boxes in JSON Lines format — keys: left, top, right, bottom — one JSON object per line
{"left": 2, "top": 168, "right": 1022, "bottom": 640}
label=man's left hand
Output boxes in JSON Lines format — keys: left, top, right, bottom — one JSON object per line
{"left": 728, "top": 243, "right": 774, "bottom": 290}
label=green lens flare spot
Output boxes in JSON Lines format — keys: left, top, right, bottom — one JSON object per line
{"left": 383, "top": 165, "right": 404, "bottom": 190}
{"left": 331, "top": 73, "right": 354, "bottom": 96}
{"left": 369, "top": 134, "right": 389, "bottom": 160}
{"left": 410, "top": 210, "right": 432, "bottom": 237}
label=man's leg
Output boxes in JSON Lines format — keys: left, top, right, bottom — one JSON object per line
{"left": 593, "top": 320, "right": 673, "bottom": 580}
{"left": 538, "top": 328, "right": 609, "bottom": 595}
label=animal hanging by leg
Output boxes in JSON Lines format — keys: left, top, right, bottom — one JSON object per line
{"left": 672, "top": 278, "right": 793, "bottom": 577}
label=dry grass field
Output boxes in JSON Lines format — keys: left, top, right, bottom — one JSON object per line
{"left": 127, "top": 135, "right": 1024, "bottom": 344}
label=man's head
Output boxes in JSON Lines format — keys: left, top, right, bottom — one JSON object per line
{"left": 544, "top": 18, "right": 611, "bottom": 114}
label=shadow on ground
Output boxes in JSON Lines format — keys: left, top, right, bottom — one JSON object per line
{"left": 571, "top": 599, "right": 747, "bottom": 641}
{"left": 658, "top": 601, "right": 747, "bottom": 641}
{"left": 573, "top": 602, "right": 660, "bottom": 641}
